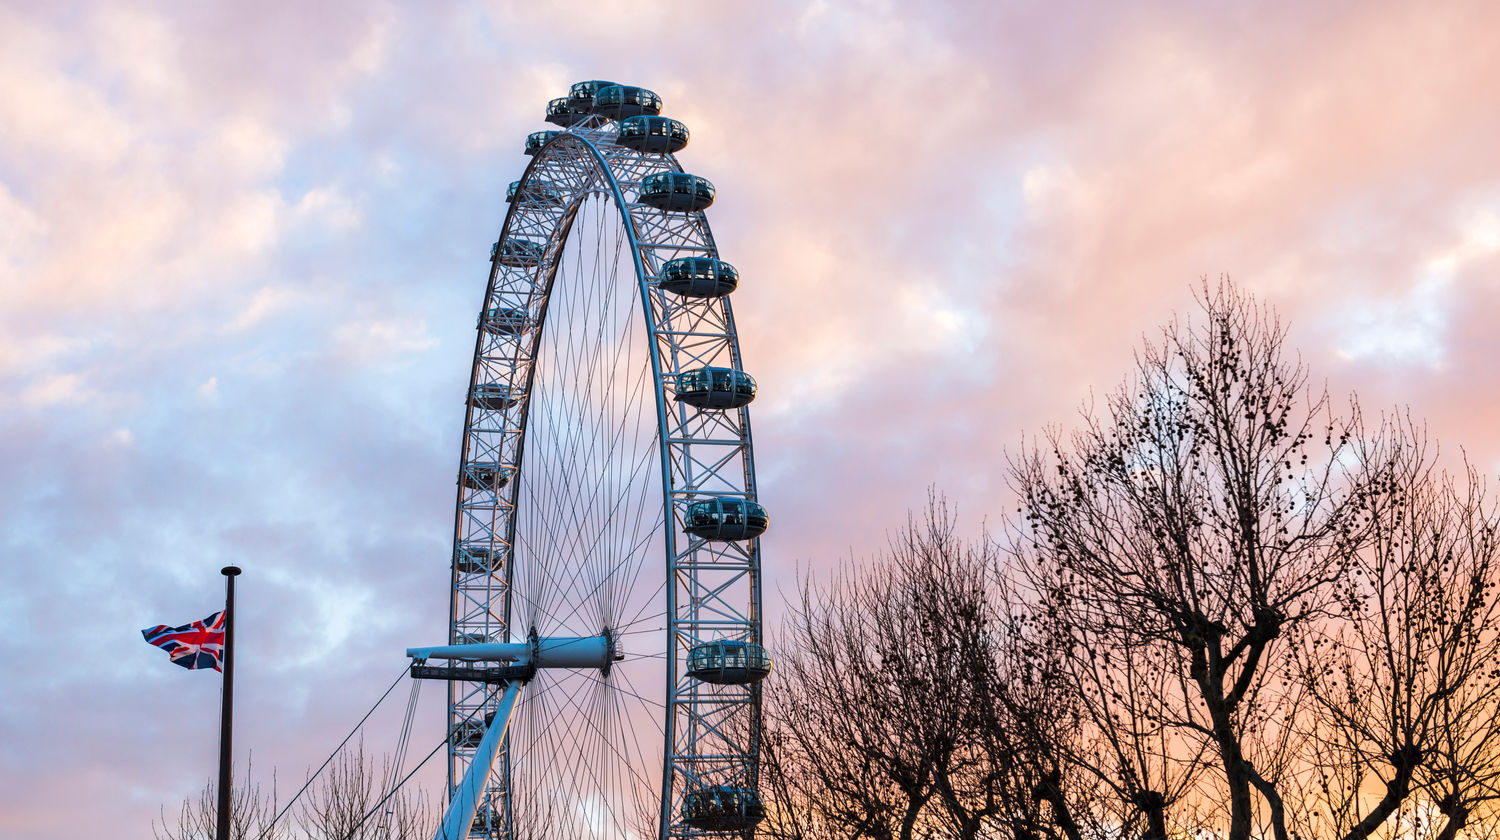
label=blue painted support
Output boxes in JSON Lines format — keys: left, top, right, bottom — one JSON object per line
{"left": 435, "top": 680, "right": 523, "bottom": 840}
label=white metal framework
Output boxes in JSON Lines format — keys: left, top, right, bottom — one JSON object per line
{"left": 445, "top": 102, "right": 764, "bottom": 839}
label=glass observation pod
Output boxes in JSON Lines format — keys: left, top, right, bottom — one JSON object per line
{"left": 480, "top": 307, "right": 529, "bottom": 335}
{"left": 591, "top": 84, "right": 663, "bottom": 119}
{"left": 452, "top": 719, "right": 485, "bottom": 749}
{"left": 687, "top": 640, "right": 772, "bottom": 685}
{"left": 617, "top": 115, "right": 690, "bottom": 154}
{"left": 544, "top": 97, "right": 587, "bottom": 127}
{"left": 659, "top": 257, "right": 737, "bottom": 298}
{"left": 461, "top": 462, "right": 512, "bottom": 492}
{"left": 682, "top": 786, "right": 765, "bottom": 832}
{"left": 567, "top": 79, "right": 618, "bottom": 113}
{"left": 454, "top": 544, "right": 494, "bottom": 575}
{"left": 492, "top": 237, "right": 544, "bottom": 268}
{"left": 675, "top": 366, "right": 756, "bottom": 409}
{"left": 639, "top": 172, "right": 715, "bottom": 212}
{"left": 524, "top": 130, "right": 560, "bottom": 156}
{"left": 470, "top": 382, "right": 518, "bottom": 411}
{"left": 685, "top": 497, "right": 769, "bottom": 541}
{"left": 506, "top": 179, "right": 565, "bottom": 206}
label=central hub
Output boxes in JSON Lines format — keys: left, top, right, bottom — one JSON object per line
{"left": 529, "top": 629, "right": 612, "bottom": 670}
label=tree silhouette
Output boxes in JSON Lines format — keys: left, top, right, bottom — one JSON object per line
{"left": 761, "top": 497, "right": 1083, "bottom": 840}
{"left": 155, "top": 745, "right": 431, "bottom": 840}
{"left": 1009, "top": 280, "right": 1500, "bottom": 840}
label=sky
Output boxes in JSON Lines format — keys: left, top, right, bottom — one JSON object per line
{"left": 3, "top": 0, "right": 1500, "bottom": 836}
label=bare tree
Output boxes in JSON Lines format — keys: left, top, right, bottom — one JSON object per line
{"left": 155, "top": 757, "right": 286, "bottom": 840}
{"left": 762, "top": 497, "right": 1079, "bottom": 840}
{"left": 297, "top": 742, "right": 432, "bottom": 840}
{"left": 980, "top": 576, "right": 1096, "bottom": 840}
{"left": 761, "top": 554, "right": 940, "bottom": 840}
{"left": 1011, "top": 573, "right": 1211, "bottom": 840}
{"left": 1008, "top": 281, "right": 1386, "bottom": 840}
{"left": 156, "top": 747, "right": 432, "bottom": 840}
{"left": 1287, "top": 443, "right": 1500, "bottom": 840}
{"left": 1007, "top": 280, "right": 1500, "bottom": 840}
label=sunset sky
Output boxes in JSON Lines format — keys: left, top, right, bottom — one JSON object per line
{"left": 3, "top": 1, "right": 1500, "bottom": 836}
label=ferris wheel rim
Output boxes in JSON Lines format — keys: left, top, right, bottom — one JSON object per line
{"left": 447, "top": 111, "right": 765, "bottom": 840}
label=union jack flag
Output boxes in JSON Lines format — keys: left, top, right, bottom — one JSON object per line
{"left": 141, "top": 611, "right": 226, "bottom": 672}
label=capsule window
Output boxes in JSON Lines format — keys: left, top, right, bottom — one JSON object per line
{"left": 507, "top": 180, "right": 563, "bottom": 205}
{"left": 544, "top": 97, "right": 585, "bottom": 126}
{"left": 455, "top": 545, "right": 494, "bottom": 573}
{"left": 525, "top": 131, "right": 560, "bottom": 155}
{"left": 684, "top": 497, "right": 769, "bottom": 540}
{"left": 481, "top": 308, "right": 529, "bottom": 334}
{"left": 659, "top": 258, "right": 736, "bottom": 298}
{"left": 682, "top": 785, "right": 765, "bottom": 831}
{"left": 639, "top": 173, "right": 716, "bottom": 212}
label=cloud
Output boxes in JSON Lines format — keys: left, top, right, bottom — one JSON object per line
{"left": 19, "top": 373, "right": 87, "bottom": 408}
{"left": 4, "top": 1, "right": 1500, "bottom": 837}
{"left": 332, "top": 314, "right": 438, "bottom": 366}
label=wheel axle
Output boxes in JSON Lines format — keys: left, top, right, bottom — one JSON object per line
{"left": 407, "top": 629, "right": 619, "bottom": 672}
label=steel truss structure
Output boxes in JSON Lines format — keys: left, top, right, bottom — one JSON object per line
{"left": 447, "top": 111, "right": 763, "bottom": 839}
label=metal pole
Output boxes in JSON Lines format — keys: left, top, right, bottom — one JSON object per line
{"left": 216, "top": 565, "right": 241, "bottom": 840}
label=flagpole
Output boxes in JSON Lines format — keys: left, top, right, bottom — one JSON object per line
{"left": 217, "top": 565, "right": 241, "bottom": 840}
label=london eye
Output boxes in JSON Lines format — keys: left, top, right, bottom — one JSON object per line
{"left": 404, "top": 81, "right": 770, "bottom": 839}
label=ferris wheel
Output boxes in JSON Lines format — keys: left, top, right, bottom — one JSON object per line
{"left": 405, "top": 81, "right": 771, "bottom": 839}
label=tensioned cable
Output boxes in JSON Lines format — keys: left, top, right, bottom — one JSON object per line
{"left": 517, "top": 196, "right": 606, "bottom": 629}
{"left": 522, "top": 201, "right": 629, "bottom": 631}
{"left": 375, "top": 677, "right": 422, "bottom": 836}
{"left": 554, "top": 197, "right": 636, "bottom": 589}
{"left": 519, "top": 203, "right": 643, "bottom": 637}
{"left": 347, "top": 726, "right": 457, "bottom": 838}
{"left": 254, "top": 665, "right": 409, "bottom": 840}
{"left": 498, "top": 166, "right": 675, "bottom": 838}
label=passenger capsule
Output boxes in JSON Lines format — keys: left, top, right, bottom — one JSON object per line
{"left": 480, "top": 307, "right": 529, "bottom": 335}
{"left": 659, "top": 257, "right": 737, "bottom": 298}
{"left": 617, "top": 116, "right": 689, "bottom": 154}
{"left": 682, "top": 786, "right": 765, "bottom": 832}
{"left": 639, "top": 172, "right": 715, "bottom": 212}
{"left": 454, "top": 544, "right": 495, "bottom": 575}
{"left": 506, "top": 179, "right": 564, "bottom": 206}
{"left": 491, "top": 237, "right": 544, "bottom": 268}
{"left": 684, "top": 497, "right": 769, "bottom": 541}
{"left": 592, "top": 84, "right": 662, "bottom": 119}
{"left": 461, "top": 462, "right": 512, "bottom": 492}
{"left": 470, "top": 382, "right": 518, "bottom": 411}
{"left": 545, "top": 97, "right": 587, "bottom": 127}
{"left": 675, "top": 366, "right": 755, "bottom": 409}
{"left": 567, "top": 80, "right": 618, "bottom": 113}
{"left": 687, "top": 640, "right": 772, "bottom": 685}
{"left": 451, "top": 719, "right": 485, "bottom": 749}
{"left": 524, "top": 130, "right": 560, "bottom": 156}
